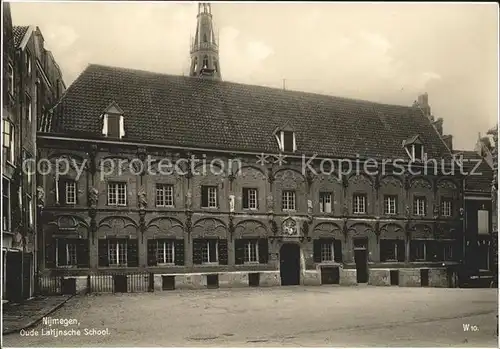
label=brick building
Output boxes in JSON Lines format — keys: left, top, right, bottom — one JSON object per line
{"left": 2, "top": 2, "right": 66, "bottom": 302}
{"left": 36, "top": 3, "right": 466, "bottom": 290}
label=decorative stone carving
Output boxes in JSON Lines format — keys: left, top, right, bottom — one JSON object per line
{"left": 192, "top": 218, "right": 227, "bottom": 238}
{"left": 186, "top": 190, "right": 192, "bottom": 210}
{"left": 89, "top": 187, "right": 98, "bottom": 208}
{"left": 229, "top": 195, "right": 235, "bottom": 212}
{"left": 234, "top": 220, "right": 267, "bottom": 238}
{"left": 437, "top": 180, "right": 457, "bottom": 190}
{"left": 410, "top": 178, "right": 432, "bottom": 189}
{"left": 282, "top": 217, "right": 298, "bottom": 236}
{"left": 138, "top": 186, "right": 147, "bottom": 209}
{"left": 266, "top": 194, "right": 274, "bottom": 212}
{"left": 349, "top": 174, "right": 371, "bottom": 186}
{"left": 380, "top": 175, "right": 403, "bottom": 188}
{"left": 307, "top": 199, "right": 313, "bottom": 214}
{"left": 275, "top": 169, "right": 305, "bottom": 187}
{"left": 37, "top": 186, "right": 45, "bottom": 208}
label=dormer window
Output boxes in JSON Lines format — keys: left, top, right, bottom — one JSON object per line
{"left": 403, "top": 135, "right": 425, "bottom": 161}
{"left": 101, "top": 102, "right": 125, "bottom": 139}
{"left": 274, "top": 124, "right": 297, "bottom": 153}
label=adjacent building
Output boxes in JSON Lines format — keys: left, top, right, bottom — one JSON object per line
{"left": 2, "top": 2, "right": 66, "bottom": 302}
{"left": 35, "top": 3, "right": 467, "bottom": 291}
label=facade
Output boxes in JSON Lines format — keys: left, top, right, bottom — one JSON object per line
{"left": 36, "top": 4, "right": 465, "bottom": 291}
{"left": 2, "top": 2, "right": 66, "bottom": 302}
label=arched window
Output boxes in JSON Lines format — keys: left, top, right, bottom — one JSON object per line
{"left": 203, "top": 33, "right": 207, "bottom": 43}
{"left": 193, "top": 57, "right": 198, "bottom": 72}
{"left": 202, "top": 56, "right": 209, "bottom": 69}
{"left": 214, "top": 60, "right": 218, "bottom": 72}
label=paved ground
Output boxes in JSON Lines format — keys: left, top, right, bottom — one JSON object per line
{"left": 2, "top": 286, "right": 498, "bottom": 347}
{"left": 2, "top": 295, "right": 73, "bottom": 335}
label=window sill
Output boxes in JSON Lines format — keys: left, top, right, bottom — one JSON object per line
{"left": 200, "top": 262, "right": 219, "bottom": 266}
{"left": 243, "top": 208, "right": 258, "bottom": 211}
{"left": 156, "top": 205, "right": 175, "bottom": 209}
{"left": 201, "top": 207, "right": 219, "bottom": 210}
{"left": 282, "top": 209, "right": 297, "bottom": 213}
{"left": 243, "top": 261, "right": 260, "bottom": 265}
{"left": 157, "top": 263, "right": 175, "bottom": 266}
{"left": 56, "top": 265, "right": 79, "bottom": 269}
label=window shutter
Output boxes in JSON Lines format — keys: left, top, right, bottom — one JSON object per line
{"left": 409, "top": 241, "right": 416, "bottom": 262}
{"left": 235, "top": 239, "right": 245, "bottom": 265}
{"left": 313, "top": 239, "right": 322, "bottom": 263}
{"left": 218, "top": 239, "right": 228, "bottom": 265}
{"left": 102, "top": 114, "right": 108, "bottom": 135}
{"left": 74, "top": 181, "right": 79, "bottom": 205}
{"left": 242, "top": 189, "right": 248, "bottom": 209}
{"left": 192, "top": 239, "right": 203, "bottom": 265}
{"left": 58, "top": 180, "right": 66, "bottom": 205}
{"left": 174, "top": 239, "right": 185, "bottom": 266}
{"left": 334, "top": 239, "right": 343, "bottom": 263}
{"left": 147, "top": 239, "right": 157, "bottom": 266}
{"left": 57, "top": 239, "right": 66, "bottom": 266}
{"left": 45, "top": 241, "right": 56, "bottom": 268}
{"left": 201, "top": 187, "right": 208, "bottom": 208}
{"left": 77, "top": 239, "right": 89, "bottom": 268}
{"left": 127, "top": 239, "right": 139, "bottom": 267}
{"left": 98, "top": 239, "right": 109, "bottom": 267}
{"left": 258, "top": 238, "right": 269, "bottom": 264}
{"left": 119, "top": 115, "right": 125, "bottom": 138}
{"left": 397, "top": 240, "right": 405, "bottom": 262}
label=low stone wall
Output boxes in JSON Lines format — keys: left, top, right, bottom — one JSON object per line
{"left": 303, "top": 270, "right": 321, "bottom": 286}
{"left": 368, "top": 269, "right": 391, "bottom": 286}
{"left": 429, "top": 268, "right": 449, "bottom": 288}
{"left": 339, "top": 268, "right": 357, "bottom": 286}
{"left": 399, "top": 269, "right": 421, "bottom": 287}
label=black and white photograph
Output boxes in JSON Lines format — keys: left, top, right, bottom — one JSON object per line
{"left": 1, "top": 1, "right": 498, "bottom": 347}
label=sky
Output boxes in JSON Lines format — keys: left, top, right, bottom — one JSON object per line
{"left": 9, "top": 1, "right": 499, "bottom": 150}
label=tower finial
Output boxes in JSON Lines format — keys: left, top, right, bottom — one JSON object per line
{"left": 190, "top": 2, "right": 221, "bottom": 80}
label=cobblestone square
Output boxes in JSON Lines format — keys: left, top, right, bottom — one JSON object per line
{"left": 2, "top": 286, "right": 498, "bottom": 347}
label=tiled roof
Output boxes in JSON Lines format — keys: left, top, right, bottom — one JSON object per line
{"left": 45, "top": 64, "right": 453, "bottom": 160}
{"left": 455, "top": 150, "right": 493, "bottom": 194}
{"left": 13, "top": 25, "right": 29, "bottom": 47}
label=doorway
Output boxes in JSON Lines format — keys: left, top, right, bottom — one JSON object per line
{"left": 280, "top": 243, "right": 301, "bottom": 286}
{"left": 354, "top": 238, "right": 368, "bottom": 283}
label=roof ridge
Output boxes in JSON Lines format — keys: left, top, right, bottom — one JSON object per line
{"left": 86, "top": 63, "right": 414, "bottom": 109}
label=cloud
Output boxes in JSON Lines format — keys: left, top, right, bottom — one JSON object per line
{"left": 245, "top": 41, "right": 274, "bottom": 61}
{"left": 42, "top": 24, "right": 79, "bottom": 52}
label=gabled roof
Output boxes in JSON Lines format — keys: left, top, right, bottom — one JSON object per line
{"left": 455, "top": 150, "right": 493, "bottom": 194}
{"left": 13, "top": 25, "right": 29, "bottom": 47}
{"left": 44, "top": 64, "right": 453, "bottom": 160}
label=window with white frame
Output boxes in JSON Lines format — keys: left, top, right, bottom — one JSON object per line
{"left": 102, "top": 113, "right": 125, "bottom": 139}
{"left": 242, "top": 188, "right": 258, "bottom": 210}
{"left": 25, "top": 93, "right": 32, "bottom": 122}
{"left": 275, "top": 130, "right": 296, "bottom": 152}
{"left": 441, "top": 198, "right": 452, "bottom": 217}
{"left": 65, "top": 180, "right": 77, "bottom": 204}
{"left": 156, "top": 184, "right": 174, "bottom": 207}
{"left": 443, "top": 242, "right": 454, "bottom": 261}
{"left": 201, "top": 239, "right": 218, "bottom": 263}
{"left": 384, "top": 195, "right": 397, "bottom": 215}
{"left": 320, "top": 240, "right": 334, "bottom": 262}
{"left": 27, "top": 195, "right": 33, "bottom": 227}
{"left": 3, "top": 120, "right": 14, "bottom": 163}
{"left": 282, "top": 190, "right": 296, "bottom": 211}
{"left": 156, "top": 240, "right": 175, "bottom": 264}
{"left": 353, "top": 194, "right": 366, "bottom": 214}
{"left": 107, "top": 182, "right": 127, "bottom": 206}
{"left": 26, "top": 50, "right": 32, "bottom": 75}
{"left": 244, "top": 239, "right": 259, "bottom": 263}
{"left": 108, "top": 239, "right": 128, "bottom": 266}
{"left": 411, "top": 240, "right": 426, "bottom": 261}
{"left": 413, "top": 196, "right": 426, "bottom": 216}
{"left": 2, "top": 178, "right": 11, "bottom": 231}
{"left": 319, "top": 192, "right": 332, "bottom": 213}
{"left": 7, "top": 63, "right": 14, "bottom": 95}
{"left": 201, "top": 185, "right": 217, "bottom": 208}
{"left": 56, "top": 240, "right": 78, "bottom": 267}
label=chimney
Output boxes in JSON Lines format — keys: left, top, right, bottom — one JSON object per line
{"left": 417, "top": 92, "right": 431, "bottom": 118}
{"left": 442, "top": 135, "right": 453, "bottom": 151}
{"left": 433, "top": 118, "right": 443, "bottom": 136}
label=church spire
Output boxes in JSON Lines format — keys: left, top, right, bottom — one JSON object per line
{"left": 189, "top": 3, "right": 221, "bottom": 80}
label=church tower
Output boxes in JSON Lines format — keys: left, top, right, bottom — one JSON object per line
{"left": 190, "top": 3, "right": 221, "bottom": 80}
